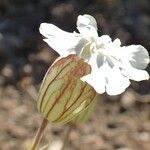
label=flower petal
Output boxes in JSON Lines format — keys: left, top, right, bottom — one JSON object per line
{"left": 121, "top": 45, "right": 149, "bottom": 69}
{"left": 39, "top": 23, "right": 86, "bottom": 57}
{"left": 76, "top": 14, "right": 98, "bottom": 38}
{"left": 96, "top": 53, "right": 104, "bottom": 68}
{"left": 124, "top": 64, "right": 149, "bottom": 81}
{"left": 77, "top": 14, "right": 97, "bottom": 30}
{"left": 82, "top": 64, "right": 131, "bottom": 95}
{"left": 81, "top": 71, "right": 106, "bottom": 94}
{"left": 82, "top": 55, "right": 132, "bottom": 95}
{"left": 81, "top": 54, "right": 106, "bottom": 94}
{"left": 81, "top": 72, "right": 105, "bottom": 94}
{"left": 105, "top": 64, "right": 130, "bottom": 95}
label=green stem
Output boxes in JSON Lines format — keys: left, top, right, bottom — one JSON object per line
{"left": 29, "top": 118, "right": 48, "bottom": 150}
{"left": 61, "top": 124, "right": 74, "bottom": 150}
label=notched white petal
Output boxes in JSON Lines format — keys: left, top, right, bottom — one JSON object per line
{"left": 126, "top": 66, "right": 149, "bottom": 81}
{"left": 77, "top": 14, "right": 98, "bottom": 38}
{"left": 122, "top": 45, "right": 150, "bottom": 69}
{"left": 81, "top": 54, "right": 106, "bottom": 94}
{"left": 105, "top": 66, "right": 130, "bottom": 95}
{"left": 39, "top": 23, "right": 75, "bottom": 38}
{"left": 81, "top": 73, "right": 106, "bottom": 94}
{"left": 77, "top": 14, "right": 97, "bottom": 30}
{"left": 39, "top": 23, "right": 84, "bottom": 57}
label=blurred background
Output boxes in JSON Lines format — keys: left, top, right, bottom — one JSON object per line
{"left": 0, "top": 0, "right": 150, "bottom": 149}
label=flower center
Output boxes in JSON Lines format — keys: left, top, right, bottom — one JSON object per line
{"left": 92, "top": 40, "right": 111, "bottom": 57}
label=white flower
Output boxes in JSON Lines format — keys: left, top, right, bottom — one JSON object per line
{"left": 39, "top": 14, "right": 149, "bottom": 95}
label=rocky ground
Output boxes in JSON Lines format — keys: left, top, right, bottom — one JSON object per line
{"left": 0, "top": 0, "right": 150, "bottom": 150}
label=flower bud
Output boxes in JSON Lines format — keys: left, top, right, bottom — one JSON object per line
{"left": 37, "top": 54, "right": 97, "bottom": 124}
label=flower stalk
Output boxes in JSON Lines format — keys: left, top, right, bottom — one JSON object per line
{"left": 29, "top": 119, "right": 48, "bottom": 150}
{"left": 61, "top": 124, "right": 74, "bottom": 150}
